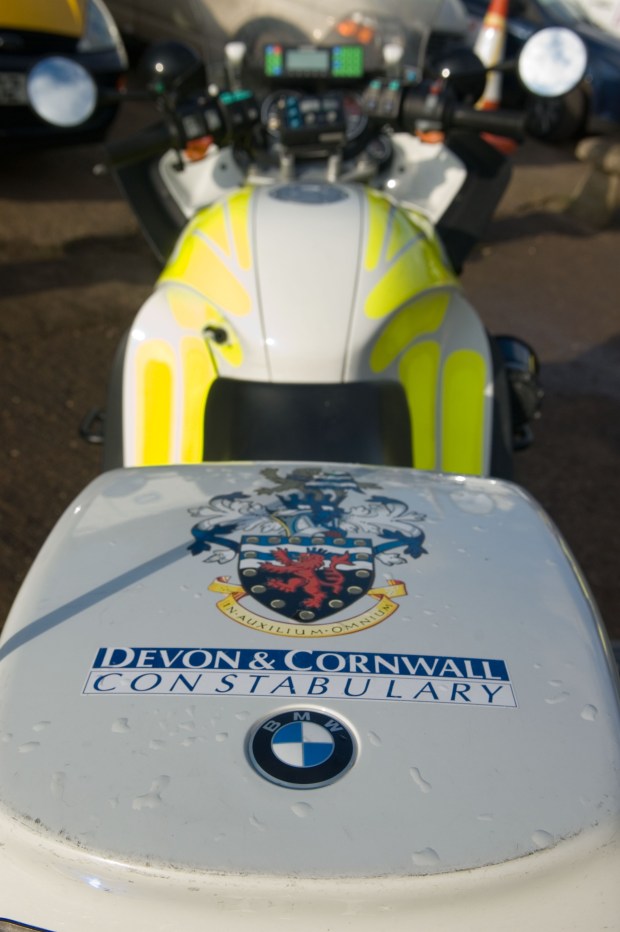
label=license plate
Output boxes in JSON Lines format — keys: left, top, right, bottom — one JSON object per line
{"left": 0, "top": 72, "right": 27, "bottom": 105}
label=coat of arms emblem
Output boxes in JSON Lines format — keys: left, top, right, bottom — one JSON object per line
{"left": 188, "top": 467, "right": 427, "bottom": 638}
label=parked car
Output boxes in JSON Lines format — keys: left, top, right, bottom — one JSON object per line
{"left": 104, "top": 0, "right": 471, "bottom": 71}
{"left": 463, "top": 0, "right": 620, "bottom": 141}
{"left": 0, "top": 0, "right": 128, "bottom": 145}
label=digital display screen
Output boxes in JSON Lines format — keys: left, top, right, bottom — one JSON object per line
{"left": 264, "top": 44, "right": 364, "bottom": 79}
{"left": 284, "top": 47, "right": 330, "bottom": 75}
{"left": 332, "top": 45, "right": 364, "bottom": 79}
{"left": 264, "top": 44, "right": 284, "bottom": 77}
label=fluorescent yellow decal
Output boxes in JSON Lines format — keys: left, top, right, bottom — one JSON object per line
{"left": 135, "top": 341, "right": 175, "bottom": 466}
{"left": 167, "top": 287, "right": 243, "bottom": 368}
{"left": 168, "top": 287, "right": 207, "bottom": 330}
{"left": 161, "top": 236, "right": 251, "bottom": 316}
{"left": 364, "top": 191, "right": 390, "bottom": 272}
{"left": 362, "top": 194, "right": 456, "bottom": 321}
{"left": 441, "top": 350, "right": 486, "bottom": 475}
{"left": 365, "top": 238, "right": 456, "bottom": 319}
{"left": 1, "top": 0, "right": 85, "bottom": 36}
{"left": 180, "top": 336, "right": 216, "bottom": 463}
{"left": 200, "top": 202, "right": 231, "bottom": 256}
{"left": 386, "top": 208, "right": 417, "bottom": 263}
{"left": 370, "top": 292, "right": 449, "bottom": 373}
{"left": 228, "top": 188, "right": 253, "bottom": 270}
{"left": 399, "top": 341, "right": 441, "bottom": 471}
{"left": 160, "top": 189, "right": 253, "bottom": 315}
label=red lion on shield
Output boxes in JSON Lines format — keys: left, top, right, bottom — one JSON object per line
{"left": 261, "top": 548, "right": 353, "bottom": 610}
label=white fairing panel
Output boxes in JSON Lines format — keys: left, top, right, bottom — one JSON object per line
{"left": 159, "top": 136, "right": 467, "bottom": 226}
{"left": 377, "top": 134, "right": 467, "bottom": 221}
{"left": 0, "top": 463, "right": 618, "bottom": 929}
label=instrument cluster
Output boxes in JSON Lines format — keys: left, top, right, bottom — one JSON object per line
{"left": 261, "top": 90, "right": 368, "bottom": 143}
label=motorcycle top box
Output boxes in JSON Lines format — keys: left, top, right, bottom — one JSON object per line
{"left": 0, "top": 462, "right": 618, "bottom": 930}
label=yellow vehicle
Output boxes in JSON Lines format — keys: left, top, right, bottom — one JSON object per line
{"left": 0, "top": 0, "right": 127, "bottom": 143}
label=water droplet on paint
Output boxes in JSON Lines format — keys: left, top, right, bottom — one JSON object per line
{"left": 132, "top": 776, "right": 170, "bottom": 811}
{"left": 112, "top": 718, "right": 130, "bottom": 733}
{"left": 412, "top": 848, "right": 440, "bottom": 867}
{"left": 410, "top": 767, "right": 432, "bottom": 793}
{"left": 292, "top": 802, "right": 313, "bottom": 818}
{"left": 532, "top": 830, "right": 553, "bottom": 849}
{"left": 545, "top": 692, "right": 569, "bottom": 705}
{"left": 581, "top": 704, "right": 598, "bottom": 721}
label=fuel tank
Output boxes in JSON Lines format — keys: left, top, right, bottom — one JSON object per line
{"left": 122, "top": 184, "right": 495, "bottom": 473}
{"left": 0, "top": 463, "right": 618, "bottom": 930}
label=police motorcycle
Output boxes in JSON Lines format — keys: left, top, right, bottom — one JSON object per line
{"left": 1, "top": 5, "right": 619, "bottom": 931}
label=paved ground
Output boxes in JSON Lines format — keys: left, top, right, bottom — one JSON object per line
{"left": 0, "top": 127, "right": 618, "bottom": 642}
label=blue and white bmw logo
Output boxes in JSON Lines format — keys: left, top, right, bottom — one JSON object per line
{"left": 248, "top": 709, "right": 357, "bottom": 789}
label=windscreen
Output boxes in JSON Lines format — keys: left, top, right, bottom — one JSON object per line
{"left": 194, "top": 0, "right": 458, "bottom": 80}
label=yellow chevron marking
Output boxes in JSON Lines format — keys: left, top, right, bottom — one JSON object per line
{"left": 135, "top": 340, "right": 175, "bottom": 466}
{"left": 370, "top": 291, "right": 449, "bottom": 372}
{"left": 160, "top": 234, "right": 251, "bottom": 316}
{"left": 228, "top": 187, "right": 253, "bottom": 270}
{"left": 201, "top": 202, "right": 231, "bottom": 256}
{"left": 441, "top": 350, "right": 486, "bottom": 475}
{"left": 365, "top": 238, "right": 455, "bottom": 320}
{"left": 364, "top": 190, "right": 390, "bottom": 272}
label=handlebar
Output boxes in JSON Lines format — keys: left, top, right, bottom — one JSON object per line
{"left": 107, "top": 120, "right": 179, "bottom": 169}
{"left": 105, "top": 91, "right": 258, "bottom": 169}
{"left": 362, "top": 79, "right": 525, "bottom": 140}
{"left": 105, "top": 78, "right": 527, "bottom": 171}
{"left": 400, "top": 88, "right": 525, "bottom": 140}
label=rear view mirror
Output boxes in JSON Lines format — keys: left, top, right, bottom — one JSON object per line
{"left": 27, "top": 57, "right": 97, "bottom": 127}
{"left": 137, "top": 41, "right": 205, "bottom": 95}
{"left": 518, "top": 27, "right": 587, "bottom": 98}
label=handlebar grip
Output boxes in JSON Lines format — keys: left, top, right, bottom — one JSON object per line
{"left": 106, "top": 121, "right": 177, "bottom": 169}
{"left": 399, "top": 89, "right": 525, "bottom": 140}
{"left": 449, "top": 105, "right": 525, "bottom": 139}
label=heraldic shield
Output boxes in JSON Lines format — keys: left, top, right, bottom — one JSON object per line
{"left": 239, "top": 535, "right": 375, "bottom": 622}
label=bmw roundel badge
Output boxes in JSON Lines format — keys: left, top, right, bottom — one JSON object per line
{"left": 248, "top": 709, "right": 357, "bottom": 789}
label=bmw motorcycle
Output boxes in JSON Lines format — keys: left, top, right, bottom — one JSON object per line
{"left": 1, "top": 5, "right": 619, "bottom": 930}
{"left": 84, "top": 5, "right": 550, "bottom": 479}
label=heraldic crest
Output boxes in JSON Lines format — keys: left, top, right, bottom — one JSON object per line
{"left": 188, "top": 467, "right": 428, "bottom": 638}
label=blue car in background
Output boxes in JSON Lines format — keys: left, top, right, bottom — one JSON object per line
{"left": 463, "top": 0, "right": 620, "bottom": 141}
